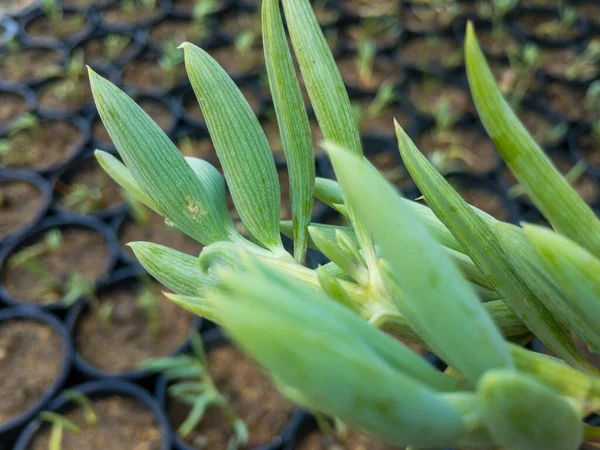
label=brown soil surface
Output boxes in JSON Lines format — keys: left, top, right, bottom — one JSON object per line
{"left": 122, "top": 58, "right": 187, "bottom": 92}
{"left": 401, "top": 4, "right": 458, "bottom": 33}
{"left": 2, "top": 227, "right": 110, "bottom": 304}
{"left": 102, "top": 1, "right": 162, "bottom": 26}
{"left": 177, "top": 136, "right": 219, "bottom": 163}
{"left": 517, "top": 109, "right": 564, "bottom": 147}
{"left": 0, "top": 120, "right": 84, "bottom": 172}
{"left": 341, "top": 23, "right": 400, "bottom": 50}
{"left": 80, "top": 34, "right": 138, "bottom": 66}
{"left": 337, "top": 0, "right": 398, "bottom": 18}
{"left": 0, "top": 91, "right": 29, "bottom": 124}
{"left": 0, "top": 0, "right": 36, "bottom": 15}
{"left": 172, "top": 0, "right": 201, "bottom": 15}
{"left": 149, "top": 19, "right": 196, "bottom": 47}
{"left": 55, "top": 159, "right": 123, "bottom": 214}
{"left": 542, "top": 82, "right": 589, "bottom": 123}
{"left": 577, "top": 3, "right": 600, "bottom": 26}
{"left": 516, "top": 13, "right": 580, "bottom": 40}
{"left": 297, "top": 429, "right": 396, "bottom": 450}
{"left": 0, "top": 180, "right": 43, "bottom": 240}
{"left": 398, "top": 37, "right": 463, "bottom": 70}
{"left": 417, "top": 128, "right": 499, "bottom": 175}
{"left": 30, "top": 396, "right": 162, "bottom": 450}
{"left": 356, "top": 101, "right": 409, "bottom": 138}
{"left": 25, "top": 12, "right": 87, "bottom": 41}
{"left": 0, "top": 320, "right": 63, "bottom": 424}
{"left": 119, "top": 210, "right": 204, "bottom": 258}
{"left": 579, "top": 132, "right": 600, "bottom": 173}
{"left": 219, "top": 11, "right": 261, "bottom": 39}
{"left": 366, "top": 151, "right": 414, "bottom": 192}
{"left": 540, "top": 47, "right": 598, "bottom": 82}
{"left": 477, "top": 28, "right": 519, "bottom": 58}
{"left": 75, "top": 281, "right": 193, "bottom": 373}
{"left": 0, "top": 48, "right": 62, "bottom": 84}
{"left": 337, "top": 57, "right": 403, "bottom": 91}
{"left": 62, "top": 0, "right": 112, "bottom": 7}
{"left": 451, "top": 184, "right": 510, "bottom": 221}
{"left": 168, "top": 346, "right": 294, "bottom": 449}
{"left": 39, "top": 76, "right": 93, "bottom": 112}
{"left": 211, "top": 45, "right": 264, "bottom": 79}
{"left": 92, "top": 117, "right": 112, "bottom": 148}
{"left": 409, "top": 80, "right": 473, "bottom": 117}
{"left": 139, "top": 98, "right": 175, "bottom": 133}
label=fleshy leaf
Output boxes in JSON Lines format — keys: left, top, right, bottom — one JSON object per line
{"left": 281, "top": 0, "right": 361, "bottom": 156}
{"left": 89, "top": 70, "right": 229, "bottom": 246}
{"left": 129, "top": 241, "right": 217, "bottom": 296}
{"left": 397, "top": 123, "right": 592, "bottom": 372}
{"left": 326, "top": 142, "right": 514, "bottom": 383}
{"left": 182, "top": 43, "right": 284, "bottom": 253}
{"left": 263, "top": 0, "right": 315, "bottom": 263}
{"left": 479, "top": 369, "right": 582, "bottom": 450}
{"left": 465, "top": 24, "right": 600, "bottom": 258}
{"left": 524, "top": 224, "right": 600, "bottom": 354}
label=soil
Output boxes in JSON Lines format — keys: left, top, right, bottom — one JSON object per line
{"left": 398, "top": 37, "right": 463, "bottom": 71}
{"left": 119, "top": 210, "right": 204, "bottom": 258}
{"left": 540, "top": 47, "right": 598, "bottom": 82}
{"left": 102, "top": 1, "right": 162, "bottom": 27}
{"left": 542, "top": 82, "right": 589, "bottom": 123}
{"left": 337, "top": 0, "right": 398, "bottom": 18}
{"left": 184, "top": 86, "right": 261, "bottom": 124}
{"left": 62, "top": 0, "right": 112, "bottom": 7}
{"left": 408, "top": 79, "right": 474, "bottom": 118}
{"left": 0, "top": 180, "right": 43, "bottom": 240}
{"left": 92, "top": 117, "right": 112, "bottom": 148}
{"left": 29, "top": 396, "right": 162, "bottom": 450}
{"left": 515, "top": 13, "right": 580, "bottom": 40}
{"left": 38, "top": 75, "right": 93, "bottom": 113}
{"left": 177, "top": 136, "right": 219, "bottom": 165}
{"left": 139, "top": 98, "right": 175, "bottom": 133}
{"left": 0, "top": 120, "right": 84, "bottom": 172}
{"left": 354, "top": 99, "right": 410, "bottom": 138}
{"left": 149, "top": 19, "right": 199, "bottom": 47}
{"left": 450, "top": 183, "right": 510, "bottom": 221}
{"left": 0, "top": 0, "right": 36, "bottom": 15}
{"left": 366, "top": 151, "right": 414, "bottom": 192}
{"left": 0, "top": 91, "right": 29, "bottom": 124}
{"left": 219, "top": 11, "right": 261, "bottom": 39}
{"left": 211, "top": 45, "right": 264, "bottom": 79}
{"left": 297, "top": 429, "right": 396, "bottom": 450}
{"left": 577, "top": 3, "right": 600, "bottom": 26}
{"left": 400, "top": 4, "right": 459, "bottom": 33}
{"left": 122, "top": 57, "right": 187, "bottom": 92}
{"left": 578, "top": 131, "right": 600, "bottom": 173}
{"left": 74, "top": 281, "right": 194, "bottom": 373}
{"left": 488, "top": 60, "right": 541, "bottom": 100}
{"left": 477, "top": 27, "right": 519, "bottom": 59}
{"left": 417, "top": 128, "right": 499, "bottom": 175}
{"left": 0, "top": 48, "right": 63, "bottom": 84}
{"left": 0, "top": 319, "right": 63, "bottom": 424}
{"left": 337, "top": 56, "right": 404, "bottom": 92}
{"left": 54, "top": 159, "right": 123, "bottom": 215}
{"left": 25, "top": 12, "right": 87, "bottom": 41}
{"left": 1, "top": 227, "right": 111, "bottom": 304}
{"left": 517, "top": 109, "right": 565, "bottom": 147}
{"left": 80, "top": 33, "right": 139, "bottom": 66}
{"left": 340, "top": 23, "right": 400, "bottom": 51}
{"left": 313, "top": 1, "right": 340, "bottom": 26}
{"left": 167, "top": 346, "right": 295, "bottom": 449}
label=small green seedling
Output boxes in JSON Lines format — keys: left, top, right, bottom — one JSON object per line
{"left": 159, "top": 40, "right": 184, "bottom": 88}
{"left": 503, "top": 43, "right": 540, "bottom": 109}
{"left": 40, "top": 0, "right": 62, "bottom": 22}
{"left": 565, "top": 40, "right": 600, "bottom": 81}
{"left": 0, "top": 113, "right": 41, "bottom": 166}
{"left": 233, "top": 30, "right": 260, "bottom": 73}
{"left": 354, "top": 38, "right": 376, "bottom": 87}
{"left": 122, "top": 0, "right": 156, "bottom": 14}
{"left": 143, "top": 334, "right": 248, "bottom": 450}
{"left": 191, "top": 0, "right": 219, "bottom": 42}
{"left": 136, "top": 277, "right": 162, "bottom": 335}
{"left": 535, "top": 5, "right": 577, "bottom": 38}
{"left": 103, "top": 35, "right": 131, "bottom": 62}
{"left": 39, "top": 390, "right": 97, "bottom": 450}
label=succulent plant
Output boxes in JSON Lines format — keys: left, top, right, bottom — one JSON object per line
{"left": 89, "top": 0, "right": 600, "bottom": 448}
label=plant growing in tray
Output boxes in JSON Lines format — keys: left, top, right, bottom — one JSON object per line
{"left": 89, "top": 0, "right": 600, "bottom": 447}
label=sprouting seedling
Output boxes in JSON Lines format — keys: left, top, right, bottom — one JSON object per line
{"left": 136, "top": 277, "right": 161, "bottom": 335}
{"left": 122, "top": 0, "right": 156, "bottom": 13}
{"left": 159, "top": 40, "right": 184, "bottom": 88}
{"left": 40, "top": 0, "right": 62, "bottom": 22}
{"left": 585, "top": 80, "right": 600, "bottom": 116}
{"left": 365, "top": 82, "right": 397, "bottom": 119}
{"left": 39, "top": 390, "right": 97, "bottom": 450}
{"left": 535, "top": 4, "right": 577, "bottom": 37}
{"left": 62, "top": 272, "right": 113, "bottom": 326}
{"left": 477, "top": 0, "right": 516, "bottom": 30}
{"left": 56, "top": 182, "right": 104, "bottom": 214}
{"left": 142, "top": 333, "right": 249, "bottom": 449}
{"left": 354, "top": 38, "right": 376, "bottom": 87}
{"left": 122, "top": 188, "right": 151, "bottom": 224}
{"left": 432, "top": 99, "right": 460, "bottom": 136}
{"left": 103, "top": 35, "right": 131, "bottom": 62}
{"left": 48, "top": 51, "right": 87, "bottom": 108}
{"left": 565, "top": 40, "right": 600, "bottom": 81}
{"left": 191, "top": 0, "right": 219, "bottom": 41}
{"left": 504, "top": 43, "right": 540, "bottom": 110}
{"left": 509, "top": 159, "right": 588, "bottom": 200}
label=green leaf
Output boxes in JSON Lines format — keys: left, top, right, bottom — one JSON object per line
{"left": 263, "top": 0, "right": 315, "bottom": 263}
{"left": 465, "top": 24, "right": 600, "bottom": 258}
{"left": 478, "top": 369, "right": 582, "bottom": 450}
{"left": 89, "top": 70, "right": 229, "bottom": 246}
{"left": 281, "top": 0, "right": 361, "bottom": 156}
{"left": 326, "top": 142, "right": 513, "bottom": 383}
{"left": 524, "top": 224, "right": 600, "bottom": 354}
{"left": 397, "top": 123, "right": 592, "bottom": 372}
{"left": 94, "top": 150, "right": 155, "bottom": 208}
{"left": 129, "top": 241, "right": 217, "bottom": 296}
{"left": 181, "top": 43, "right": 283, "bottom": 253}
